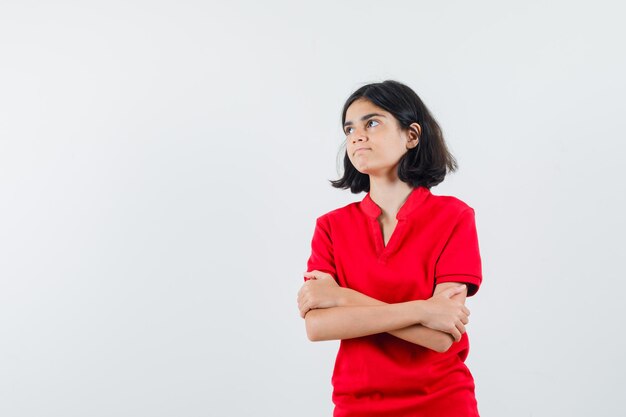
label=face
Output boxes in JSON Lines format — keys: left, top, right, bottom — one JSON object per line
{"left": 343, "top": 98, "right": 419, "bottom": 178}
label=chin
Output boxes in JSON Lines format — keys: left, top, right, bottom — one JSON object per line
{"left": 354, "top": 165, "right": 371, "bottom": 175}
{"left": 351, "top": 159, "right": 378, "bottom": 175}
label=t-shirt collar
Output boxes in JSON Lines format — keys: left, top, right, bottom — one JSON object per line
{"left": 360, "top": 186, "right": 429, "bottom": 220}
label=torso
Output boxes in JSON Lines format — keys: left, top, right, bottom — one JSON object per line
{"left": 305, "top": 186, "right": 483, "bottom": 416}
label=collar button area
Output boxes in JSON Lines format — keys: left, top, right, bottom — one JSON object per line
{"left": 360, "top": 186, "right": 429, "bottom": 220}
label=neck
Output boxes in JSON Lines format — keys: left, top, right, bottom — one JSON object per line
{"left": 368, "top": 178, "right": 414, "bottom": 220}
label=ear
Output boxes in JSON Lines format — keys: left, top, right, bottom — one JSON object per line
{"left": 405, "top": 122, "right": 421, "bottom": 150}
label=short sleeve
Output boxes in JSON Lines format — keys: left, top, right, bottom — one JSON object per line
{"left": 305, "top": 215, "right": 337, "bottom": 282}
{"left": 434, "top": 208, "right": 483, "bottom": 296}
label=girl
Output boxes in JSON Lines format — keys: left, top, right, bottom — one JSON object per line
{"left": 297, "top": 80, "right": 483, "bottom": 417}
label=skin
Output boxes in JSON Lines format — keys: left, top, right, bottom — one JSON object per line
{"left": 298, "top": 271, "right": 469, "bottom": 352}
{"left": 297, "top": 98, "right": 471, "bottom": 353}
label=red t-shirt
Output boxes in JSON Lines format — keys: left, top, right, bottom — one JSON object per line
{"left": 305, "top": 185, "right": 483, "bottom": 417}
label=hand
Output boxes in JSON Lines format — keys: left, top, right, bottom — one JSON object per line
{"left": 302, "top": 270, "right": 335, "bottom": 282}
{"left": 417, "top": 285, "right": 470, "bottom": 342}
{"left": 297, "top": 270, "right": 343, "bottom": 318}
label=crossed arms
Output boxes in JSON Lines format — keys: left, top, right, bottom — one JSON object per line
{"left": 296, "top": 270, "right": 471, "bottom": 353}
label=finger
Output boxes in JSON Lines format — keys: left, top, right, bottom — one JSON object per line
{"left": 441, "top": 285, "right": 465, "bottom": 298}
{"left": 461, "top": 315, "right": 469, "bottom": 325}
{"left": 299, "top": 301, "right": 310, "bottom": 318}
{"left": 438, "top": 287, "right": 455, "bottom": 298}
{"left": 456, "top": 321, "right": 466, "bottom": 335}
{"left": 297, "top": 286, "right": 307, "bottom": 299}
{"left": 441, "top": 287, "right": 457, "bottom": 297}
{"left": 299, "top": 294, "right": 309, "bottom": 308}
{"left": 453, "top": 284, "right": 466, "bottom": 294}
{"left": 450, "top": 327, "right": 461, "bottom": 342}
{"left": 463, "top": 306, "right": 470, "bottom": 316}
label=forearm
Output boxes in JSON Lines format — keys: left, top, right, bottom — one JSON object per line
{"left": 339, "top": 288, "right": 453, "bottom": 352}
{"left": 387, "top": 323, "right": 452, "bottom": 353}
{"left": 304, "top": 302, "right": 422, "bottom": 341}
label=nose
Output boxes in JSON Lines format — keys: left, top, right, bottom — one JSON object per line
{"left": 351, "top": 127, "right": 367, "bottom": 143}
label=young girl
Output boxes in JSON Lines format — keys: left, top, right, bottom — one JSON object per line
{"left": 297, "top": 80, "right": 483, "bottom": 417}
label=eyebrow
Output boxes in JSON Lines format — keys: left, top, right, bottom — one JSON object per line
{"left": 343, "top": 113, "right": 387, "bottom": 128}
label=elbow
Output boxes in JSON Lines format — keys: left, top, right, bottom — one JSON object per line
{"left": 433, "top": 336, "right": 454, "bottom": 353}
{"left": 307, "top": 330, "right": 322, "bottom": 342}
{"left": 304, "top": 311, "right": 324, "bottom": 342}
{"left": 305, "top": 320, "right": 320, "bottom": 342}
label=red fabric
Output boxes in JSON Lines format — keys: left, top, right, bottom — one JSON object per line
{"left": 305, "top": 186, "right": 483, "bottom": 417}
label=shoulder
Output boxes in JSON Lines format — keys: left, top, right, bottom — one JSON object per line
{"left": 315, "top": 200, "right": 361, "bottom": 223}
{"left": 423, "top": 191, "right": 477, "bottom": 231}
{"left": 311, "top": 200, "right": 363, "bottom": 236}
{"left": 427, "top": 191, "right": 475, "bottom": 217}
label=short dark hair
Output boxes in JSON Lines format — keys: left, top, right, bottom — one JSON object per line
{"left": 330, "top": 80, "right": 458, "bottom": 193}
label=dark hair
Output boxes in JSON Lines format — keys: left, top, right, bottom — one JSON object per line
{"left": 330, "top": 80, "right": 458, "bottom": 193}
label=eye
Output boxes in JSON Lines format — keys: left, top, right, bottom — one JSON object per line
{"left": 344, "top": 120, "right": 379, "bottom": 135}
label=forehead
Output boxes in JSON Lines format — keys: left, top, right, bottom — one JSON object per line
{"left": 345, "top": 98, "right": 390, "bottom": 121}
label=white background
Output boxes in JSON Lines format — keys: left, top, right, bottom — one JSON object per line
{"left": 1, "top": 1, "right": 625, "bottom": 416}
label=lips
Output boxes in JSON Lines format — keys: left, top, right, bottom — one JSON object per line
{"left": 353, "top": 148, "right": 371, "bottom": 156}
